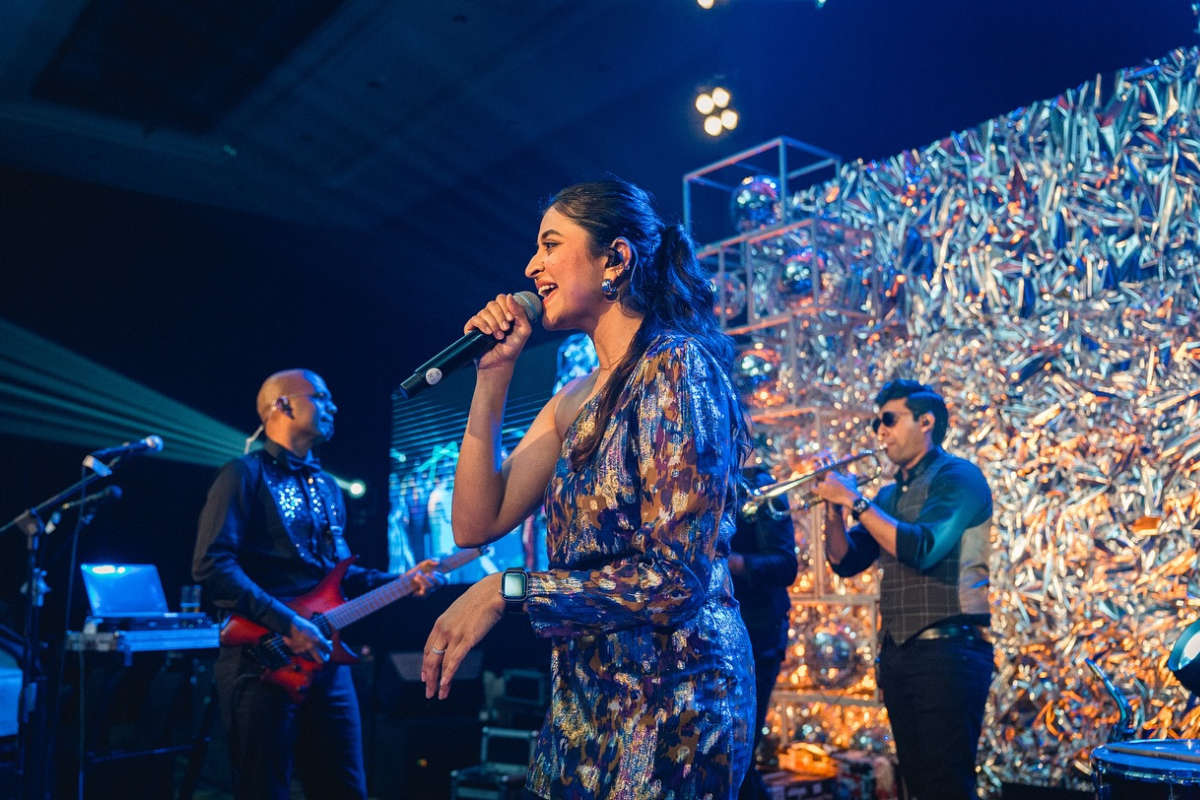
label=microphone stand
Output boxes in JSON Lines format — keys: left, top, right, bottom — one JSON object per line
{"left": 1085, "top": 657, "right": 1138, "bottom": 743}
{"left": 0, "top": 455, "right": 123, "bottom": 800}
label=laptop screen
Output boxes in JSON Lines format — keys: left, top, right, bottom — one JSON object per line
{"left": 80, "top": 563, "right": 170, "bottom": 617}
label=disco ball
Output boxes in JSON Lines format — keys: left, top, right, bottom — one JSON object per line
{"left": 730, "top": 175, "right": 781, "bottom": 232}
{"left": 805, "top": 621, "right": 860, "bottom": 689}
{"left": 792, "top": 718, "right": 829, "bottom": 746}
{"left": 849, "top": 725, "right": 893, "bottom": 755}
{"left": 710, "top": 270, "right": 747, "bottom": 321}
{"left": 777, "top": 247, "right": 828, "bottom": 307}
{"left": 733, "top": 346, "right": 785, "bottom": 408}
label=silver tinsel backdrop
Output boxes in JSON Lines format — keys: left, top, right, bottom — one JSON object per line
{"left": 711, "top": 47, "right": 1200, "bottom": 792}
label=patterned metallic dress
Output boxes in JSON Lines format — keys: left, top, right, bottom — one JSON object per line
{"left": 524, "top": 333, "right": 755, "bottom": 800}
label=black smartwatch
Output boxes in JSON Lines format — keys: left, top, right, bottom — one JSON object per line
{"left": 500, "top": 568, "right": 528, "bottom": 613}
{"left": 850, "top": 496, "right": 871, "bottom": 520}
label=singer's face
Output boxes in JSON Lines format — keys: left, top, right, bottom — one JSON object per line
{"left": 525, "top": 207, "right": 608, "bottom": 331}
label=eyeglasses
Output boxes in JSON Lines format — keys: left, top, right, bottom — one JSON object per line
{"left": 870, "top": 410, "right": 911, "bottom": 433}
{"left": 281, "top": 392, "right": 337, "bottom": 410}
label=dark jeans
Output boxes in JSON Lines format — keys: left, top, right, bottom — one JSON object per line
{"left": 739, "top": 652, "right": 784, "bottom": 800}
{"left": 877, "top": 636, "right": 993, "bottom": 800}
{"left": 216, "top": 646, "right": 367, "bottom": 800}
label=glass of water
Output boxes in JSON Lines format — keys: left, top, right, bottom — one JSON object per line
{"left": 180, "top": 584, "right": 202, "bottom": 613}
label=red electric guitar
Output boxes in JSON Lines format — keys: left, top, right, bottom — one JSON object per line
{"left": 219, "top": 547, "right": 485, "bottom": 703}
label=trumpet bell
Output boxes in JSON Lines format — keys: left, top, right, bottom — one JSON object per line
{"left": 739, "top": 450, "right": 881, "bottom": 520}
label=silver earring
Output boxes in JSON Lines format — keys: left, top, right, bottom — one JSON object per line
{"left": 601, "top": 278, "right": 618, "bottom": 300}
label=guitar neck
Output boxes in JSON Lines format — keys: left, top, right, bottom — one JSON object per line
{"left": 323, "top": 548, "right": 482, "bottom": 630}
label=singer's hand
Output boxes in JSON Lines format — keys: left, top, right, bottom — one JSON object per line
{"left": 465, "top": 294, "right": 534, "bottom": 370}
{"left": 421, "top": 572, "right": 504, "bottom": 700}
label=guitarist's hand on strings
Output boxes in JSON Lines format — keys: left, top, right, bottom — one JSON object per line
{"left": 284, "top": 615, "right": 332, "bottom": 664}
{"left": 408, "top": 559, "right": 448, "bottom": 597}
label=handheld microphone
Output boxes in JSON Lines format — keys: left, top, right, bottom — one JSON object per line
{"left": 60, "top": 486, "right": 123, "bottom": 512}
{"left": 398, "top": 292, "right": 543, "bottom": 400}
{"left": 82, "top": 435, "right": 164, "bottom": 476}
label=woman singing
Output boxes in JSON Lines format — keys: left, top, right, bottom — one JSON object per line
{"left": 421, "top": 179, "right": 754, "bottom": 799}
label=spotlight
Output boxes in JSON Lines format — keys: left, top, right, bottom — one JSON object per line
{"left": 348, "top": 480, "right": 367, "bottom": 499}
{"left": 1169, "top": 619, "right": 1200, "bottom": 694}
{"left": 695, "top": 85, "right": 737, "bottom": 137}
{"left": 697, "top": 0, "right": 714, "bottom": 7}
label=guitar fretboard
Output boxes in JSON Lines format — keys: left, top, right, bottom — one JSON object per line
{"left": 323, "top": 548, "right": 483, "bottom": 630}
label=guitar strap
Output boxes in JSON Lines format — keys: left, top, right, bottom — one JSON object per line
{"left": 305, "top": 471, "right": 352, "bottom": 562}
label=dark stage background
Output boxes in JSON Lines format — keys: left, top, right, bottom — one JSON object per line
{"left": 0, "top": 0, "right": 1193, "bottom": 796}
{"left": 0, "top": 0, "right": 1190, "bottom": 627}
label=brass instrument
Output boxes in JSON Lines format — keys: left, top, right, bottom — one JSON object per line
{"left": 740, "top": 451, "right": 882, "bottom": 521}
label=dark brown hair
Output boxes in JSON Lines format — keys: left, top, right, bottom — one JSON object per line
{"left": 544, "top": 179, "right": 749, "bottom": 469}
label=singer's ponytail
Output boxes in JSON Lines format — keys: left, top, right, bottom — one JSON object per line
{"left": 545, "top": 179, "right": 748, "bottom": 470}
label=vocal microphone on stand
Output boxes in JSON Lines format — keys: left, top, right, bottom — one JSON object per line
{"left": 397, "top": 291, "right": 543, "bottom": 400}
{"left": 60, "top": 485, "right": 122, "bottom": 512}
{"left": 82, "top": 435, "right": 164, "bottom": 476}
{"left": 45, "top": 487, "right": 123, "bottom": 533}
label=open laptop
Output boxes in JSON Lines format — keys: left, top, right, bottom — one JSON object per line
{"left": 81, "top": 563, "right": 170, "bottom": 618}
{"left": 80, "top": 563, "right": 211, "bottom": 631}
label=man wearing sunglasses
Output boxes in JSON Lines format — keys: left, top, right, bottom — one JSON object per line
{"left": 812, "top": 379, "right": 993, "bottom": 800}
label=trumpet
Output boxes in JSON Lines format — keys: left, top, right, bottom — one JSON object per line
{"left": 740, "top": 451, "right": 882, "bottom": 521}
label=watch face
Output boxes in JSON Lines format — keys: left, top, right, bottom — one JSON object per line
{"left": 502, "top": 570, "right": 526, "bottom": 600}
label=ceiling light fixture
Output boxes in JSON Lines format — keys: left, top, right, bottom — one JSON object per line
{"left": 696, "top": 86, "right": 738, "bottom": 137}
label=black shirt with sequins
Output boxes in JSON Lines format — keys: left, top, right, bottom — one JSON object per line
{"left": 193, "top": 439, "right": 392, "bottom": 636}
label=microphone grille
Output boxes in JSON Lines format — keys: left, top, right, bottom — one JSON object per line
{"left": 512, "top": 291, "right": 544, "bottom": 326}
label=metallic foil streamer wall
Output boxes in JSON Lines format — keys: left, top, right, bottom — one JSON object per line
{"left": 699, "top": 47, "right": 1200, "bottom": 793}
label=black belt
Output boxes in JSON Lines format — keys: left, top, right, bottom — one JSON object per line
{"left": 912, "top": 623, "right": 992, "bottom": 645}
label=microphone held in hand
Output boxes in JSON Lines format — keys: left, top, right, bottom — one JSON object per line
{"left": 398, "top": 291, "right": 543, "bottom": 400}
{"left": 60, "top": 485, "right": 122, "bottom": 512}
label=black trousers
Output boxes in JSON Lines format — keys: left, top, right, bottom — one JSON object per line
{"left": 215, "top": 646, "right": 367, "bottom": 800}
{"left": 738, "top": 652, "right": 783, "bottom": 800}
{"left": 877, "top": 636, "right": 993, "bottom": 800}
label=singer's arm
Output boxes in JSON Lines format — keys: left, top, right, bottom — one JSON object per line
{"left": 452, "top": 293, "right": 561, "bottom": 546}
{"left": 452, "top": 363, "right": 564, "bottom": 546}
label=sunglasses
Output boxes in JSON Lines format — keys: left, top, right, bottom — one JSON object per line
{"left": 871, "top": 410, "right": 911, "bottom": 433}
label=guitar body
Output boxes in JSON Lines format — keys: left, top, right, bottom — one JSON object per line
{"left": 217, "top": 547, "right": 484, "bottom": 704}
{"left": 219, "top": 557, "right": 359, "bottom": 704}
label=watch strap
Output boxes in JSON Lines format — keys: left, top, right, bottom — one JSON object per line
{"left": 850, "top": 497, "right": 871, "bottom": 520}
